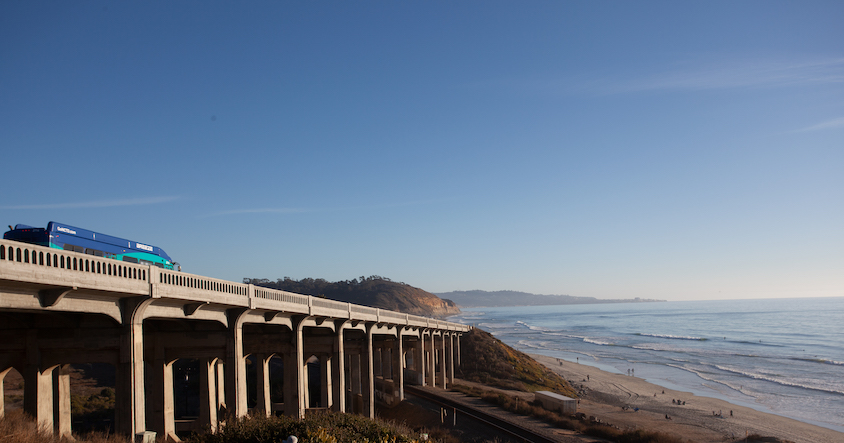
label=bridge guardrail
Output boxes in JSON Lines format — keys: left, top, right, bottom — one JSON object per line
{"left": 0, "top": 238, "right": 469, "bottom": 332}
{"left": 1, "top": 239, "right": 150, "bottom": 293}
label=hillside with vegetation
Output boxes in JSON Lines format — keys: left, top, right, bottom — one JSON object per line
{"left": 457, "top": 328, "right": 577, "bottom": 397}
{"left": 244, "top": 276, "right": 460, "bottom": 318}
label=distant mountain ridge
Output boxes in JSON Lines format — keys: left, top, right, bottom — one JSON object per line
{"left": 244, "top": 276, "right": 460, "bottom": 318}
{"left": 436, "top": 289, "right": 664, "bottom": 307}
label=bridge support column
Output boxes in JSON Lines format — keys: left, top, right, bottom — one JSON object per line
{"left": 294, "top": 319, "right": 306, "bottom": 418}
{"left": 150, "top": 358, "right": 177, "bottom": 441}
{"left": 215, "top": 361, "right": 225, "bottom": 415}
{"left": 198, "top": 358, "right": 218, "bottom": 433}
{"left": 363, "top": 324, "right": 375, "bottom": 418}
{"left": 53, "top": 365, "right": 72, "bottom": 439}
{"left": 117, "top": 297, "right": 150, "bottom": 437}
{"left": 320, "top": 355, "right": 332, "bottom": 408}
{"left": 447, "top": 333, "right": 455, "bottom": 385}
{"left": 415, "top": 334, "right": 425, "bottom": 386}
{"left": 392, "top": 327, "right": 404, "bottom": 402}
{"left": 225, "top": 310, "right": 248, "bottom": 419}
{"left": 428, "top": 332, "right": 436, "bottom": 387}
{"left": 0, "top": 367, "right": 10, "bottom": 420}
{"left": 255, "top": 354, "right": 272, "bottom": 417}
{"left": 332, "top": 322, "right": 346, "bottom": 413}
{"left": 23, "top": 363, "right": 54, "bottom": 434}
{"left": 439, "top": 334, "right": 447, "bottom": 389}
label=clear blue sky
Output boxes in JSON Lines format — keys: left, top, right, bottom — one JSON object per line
{"left": 2, "top": 1, "right": 842, "bottom": 301}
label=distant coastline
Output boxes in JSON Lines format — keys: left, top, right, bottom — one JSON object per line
{"left": 437, "top": 289, "right": 665, "bottom": 308}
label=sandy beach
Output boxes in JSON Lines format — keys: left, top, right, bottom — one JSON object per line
{"left": 528, "top": 354, "right": 843, "bottom": 443}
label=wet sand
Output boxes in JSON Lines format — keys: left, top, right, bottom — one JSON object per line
{"left": 530, "top": 354, "right": 843, "bottom": 443}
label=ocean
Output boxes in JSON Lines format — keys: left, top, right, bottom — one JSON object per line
{"left": 449, "top": 297, "right": 844, "bottom": 432}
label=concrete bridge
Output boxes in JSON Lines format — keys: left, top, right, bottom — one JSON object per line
{"left": 0, "top": 239, "right": 469, "bottom": 440}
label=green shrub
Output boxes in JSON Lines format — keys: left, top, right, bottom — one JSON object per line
{"left": 187, "top": 411, "right": 424, "bottom": 443}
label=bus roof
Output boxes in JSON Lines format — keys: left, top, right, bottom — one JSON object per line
{"left": 46, "top": 222, "right": 173, "bottom": 262}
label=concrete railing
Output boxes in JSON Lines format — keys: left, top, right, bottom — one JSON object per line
{"left": 0, "top": 239, "right": 468, "bottom": 332}
{"left": 253, "top": 286, "right": 309, "bottom": 305}
{"left": 378, "top": 309, "right": 407, "bottom": 323}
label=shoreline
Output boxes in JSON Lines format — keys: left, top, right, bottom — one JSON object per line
{"left": 529, "top": 353, "right": 844, "bottom": 443}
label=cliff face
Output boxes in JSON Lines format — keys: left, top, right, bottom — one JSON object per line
{"left": 414, "top": 295, "right": 460, "bottom": 318}
{"left": 245, "top": 276, "right": 460, "bottom": 318}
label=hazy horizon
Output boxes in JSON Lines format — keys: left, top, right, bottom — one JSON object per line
{"left": 2, "top": 2, "right": 842, "bottom": 302}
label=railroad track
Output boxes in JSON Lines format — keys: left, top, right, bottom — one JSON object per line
{"left": 404, "top": 386, "right": 563, "bottom": 443}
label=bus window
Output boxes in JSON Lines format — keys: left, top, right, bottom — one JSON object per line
{"left": 122, "top": 256, "right": 139, "bottom": 264}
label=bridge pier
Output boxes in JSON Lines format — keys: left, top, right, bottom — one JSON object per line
{"left": 117, "top": 297, "right": 151, "bottom": 438}
{"left": 0, "top": 368, "right": 10, "bottom": 420}
{"left": 447, "top": 332, "right": 455, "bottom": 385}
{"left": 393, "top": 328, "right": 405, "bottom": 403}
{"left": 23, "top": 363, "right": 55, "bottom": 435}
{"left": 198, "top": 358, "right": 218, "bottom": 433}
{"left": 319, "top": 355, "right": 332, "bottom": 409}
{"left": 332, "top": 321, "right": 346, "bottom": 413}
{"left": 254, "top": 353, "right": 272, "bottom": 417}
{"left": 53, "top": 365, "right": 72, "bottom": 439}
{"left": 225, "top": 310, "right": 248, "bottom": 420}
{"left": 149, "top": 358, "right": 177, "bottom": 441}
{"left": 427, "top": 330, "right": 436, "bottom": 387}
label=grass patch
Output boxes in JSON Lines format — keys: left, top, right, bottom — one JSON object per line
{"left": 0, "top": 410, "right": 123, "bottom": 443}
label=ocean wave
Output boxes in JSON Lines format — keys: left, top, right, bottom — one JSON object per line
{"left": 631, "top": 343, "right": 683, "bottom": 352}
{"left": 714, "top": 365, "right": 844, "bottom": 396}
{"left": 514, "top": 320, "right": 561, "bottom": 333}
{"left": 517, "top": 340, "right": 553, "bottom": 350}
{"left": 636, "top": 333, "right": 708, "bottom": 341}
{"left": 732, "top": 340, "right": 786, "bottom": 348}
{"left": 790, "top": 357, "right": 844, "bottom": 366}
{"left": 478, "top": 322, "right": 515, "bottom": 330}
{"left": 583, "top": 337, "right": 614, "bottom": 346}
{"left": 665, "top": 364, "right": 727, "bottom": 385}
{"left": 664, "top": 363, "right": 755, "bottom": 396}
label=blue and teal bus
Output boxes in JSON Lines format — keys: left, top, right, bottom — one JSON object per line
{"left": 3, "top": 221, "right": 179, "bottom": 270}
